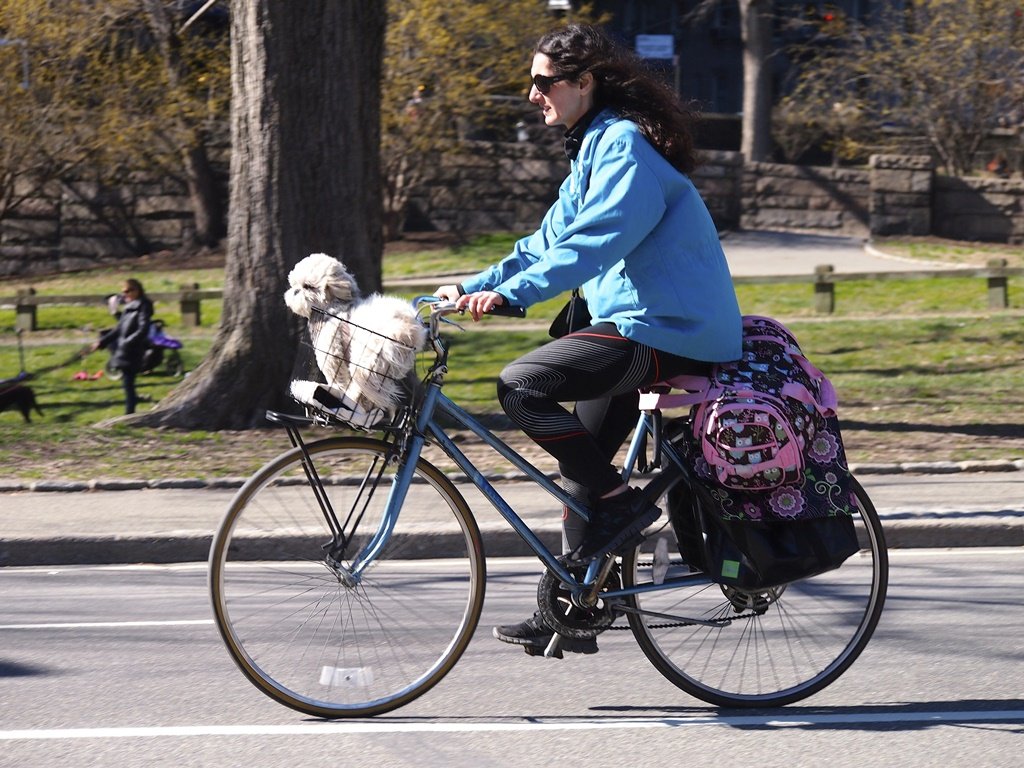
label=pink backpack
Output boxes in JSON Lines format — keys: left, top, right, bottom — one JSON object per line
{"left": 639, "top": 316, "right": 838, "bottom": 491}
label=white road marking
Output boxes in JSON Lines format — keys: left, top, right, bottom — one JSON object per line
{"left": 3, "top": 563, "right": 210, "bottom": 574}
{"left": 1, "top": 710, "right": 1022, "bottom": 740}
{"left": 0, "top": 619, "right": 213, "bottom": 630}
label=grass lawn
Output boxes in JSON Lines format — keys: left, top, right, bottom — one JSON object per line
{"left": 1, "top": 233, "right": 1022, "bottom": 480}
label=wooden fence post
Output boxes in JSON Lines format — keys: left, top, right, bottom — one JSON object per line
{"left": 15, "top": 288, "right": 37, "bottom": 332}
{"left": 987, "top": 258, "right": 1009, "bottom": 309}
{"left": 180, "top": 282, "right": 201, "bottom": 327}
{"left": 814, "top": 265, "right": 835, "bottom": 314}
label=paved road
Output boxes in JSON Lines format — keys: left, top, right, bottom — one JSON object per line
{"left": 1, "top": 550, "right": 1021, "bottom": 768}
{"left": 718, "top": 229, "right": 958, "bottom": 276}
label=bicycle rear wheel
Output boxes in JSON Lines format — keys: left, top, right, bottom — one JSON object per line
{"left": 622, "top": 476, "right": 887, "bottom": 707}
{"left": 209, "top": 435, "right": 486, "bottom": 718}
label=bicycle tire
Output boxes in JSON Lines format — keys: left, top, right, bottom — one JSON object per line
{"left": 622, "top": 475, "right": 887, "bottom": 707}
{"left": 209, "top": 435, "right": 486, "bottom": 718}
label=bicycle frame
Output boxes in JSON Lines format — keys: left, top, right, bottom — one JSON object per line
{"left": 343, "top": 370, "right": 709, "bottom": 601}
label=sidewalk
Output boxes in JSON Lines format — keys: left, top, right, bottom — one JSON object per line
{"left": 1, "top": 468, "right": 1022, "bottom": 566}
{"left": 718, "top": 229, "right": 962, "bottom": 276}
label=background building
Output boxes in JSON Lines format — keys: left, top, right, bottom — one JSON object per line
{"left": 579, "top": 1, "right": 882, "bottom": 149}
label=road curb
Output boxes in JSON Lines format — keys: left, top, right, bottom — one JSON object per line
{"left": 2, "top": 516, "right": 1021, "bottom": 567}
{"left": 880, "top": 518, "right": 1024, "bottom": 549}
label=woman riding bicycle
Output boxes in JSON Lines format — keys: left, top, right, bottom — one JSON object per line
{"left": 435, "top": 23, "right": 742, "bottom": 655}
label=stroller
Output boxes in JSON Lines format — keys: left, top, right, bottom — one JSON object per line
{"left": 101, "top": 294, "right": 185, "bottom": 379}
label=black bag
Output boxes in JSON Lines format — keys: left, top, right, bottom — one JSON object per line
{"left": 667, "top": 414, "right": 861, "bottom": 590}
{"left": 670, "top": 477, "right": 860, "bottom": 590}
{"left": 548, "top": 289, "right": 591, "bottom": 338}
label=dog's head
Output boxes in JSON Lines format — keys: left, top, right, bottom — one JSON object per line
{"left": 284, "top": 253, "right": 361, "bottom": 318}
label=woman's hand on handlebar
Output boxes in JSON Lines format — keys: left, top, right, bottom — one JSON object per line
{"left": 456, "top": 290, "right": 506, "bottom": 321}
{"left": 429, "top": 286, "right": 526, "bottom": 320}
{"left": 434, "top": 284, "right": 462, "bottom": 302}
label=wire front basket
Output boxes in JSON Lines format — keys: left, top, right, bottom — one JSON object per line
{"left": 289, "top": 306, "right": 421, "bottom": 430}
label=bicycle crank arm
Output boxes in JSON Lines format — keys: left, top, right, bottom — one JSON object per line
{"left": 543, "top": 633, "right": 564, "bottom": 658}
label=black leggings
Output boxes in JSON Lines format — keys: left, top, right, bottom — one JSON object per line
{"left": 497, "top": 323, "right": 709, "bottom": 549}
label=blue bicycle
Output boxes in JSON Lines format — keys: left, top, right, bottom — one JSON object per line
{"left": 208, "top": 299, "right": 887, "bottom": 717}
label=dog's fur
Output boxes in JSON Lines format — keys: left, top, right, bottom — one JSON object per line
{"left": 284, "top": 253, "right": 426, "bottom": 415}
{"left": 285, "top": 253, "right": 361, "bottom": 386}
{"left": 0, "top": 385, "right": 43, "bottom": 423}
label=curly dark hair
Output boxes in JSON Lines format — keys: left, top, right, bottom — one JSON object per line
{"left": 535, "top": 23, "right": 698, "bottom": 174}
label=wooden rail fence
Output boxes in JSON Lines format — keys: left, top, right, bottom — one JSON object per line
{"left": 2, "top": 260, "right": 1021, "bottom": 332}
{"left": 733, "top": 258, "right": 1021, "bottom": 315}
{"left": 4, "top": 283, "right": 221, "bottom": 332}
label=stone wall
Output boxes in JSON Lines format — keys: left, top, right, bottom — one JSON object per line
{"left": 410, "top": 144, "right": 1021, "bottom": 244}
{"left": 3, "top": 143, "right": 1024, "bottom": 278}
{"left": 409, "top": 145, "right": 880, "bottom": 238}
{"left": 0, "top": 175, "right": 194, "bottom": 278}
{"left": 934, "top": 175, "right": 1024, "bottom": 244}
{"left": 409, "top": 146, "right": 877, "bottom": 237}
{"left": 869, "top": 155, "right": 934, "bottom": 236}
{"left": 408, "top": 143, "right": 1023, "bottom": 245}
{"left": 407, "top": 143, "right": 747, "bottom": 234}
{"left": 739, "top": 161, "right": 871, "bottom": 236}
{"left": 405, "top": 142, "right": 565, "bottom": 234}
{"left": 692, "top": 150, "right": 743, "bottom": 230}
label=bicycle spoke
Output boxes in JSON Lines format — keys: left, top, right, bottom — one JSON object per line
{"left": 623, "top": 478, "right": 887, "bottom": 707}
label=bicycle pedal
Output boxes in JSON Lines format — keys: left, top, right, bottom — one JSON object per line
{"left": 523, "top": 645, "right": 563, "bottom": 659}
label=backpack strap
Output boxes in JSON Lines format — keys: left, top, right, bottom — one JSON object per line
{"left": 641, "top": 370, "right": 837, "bottom": 419}
{"left": 786, "top": 355, "right": 838, "bottom": 415}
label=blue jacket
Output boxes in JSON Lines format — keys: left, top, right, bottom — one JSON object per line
{"left": 460, "top": 110, "right": 741, "bottom": 362}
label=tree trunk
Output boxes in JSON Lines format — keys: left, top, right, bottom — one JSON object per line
{"left": 183, "top": 140, "right": 225, "bottom": 248}
{"left": 131, "top": 0, "right": 386, "bottom": 430}
{"left": 739, "top": 0, "right": 773, "bottom": 162}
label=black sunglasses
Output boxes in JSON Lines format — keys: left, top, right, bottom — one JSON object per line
{"left": 531, "top": 72, "right": 577, "bottom": 95}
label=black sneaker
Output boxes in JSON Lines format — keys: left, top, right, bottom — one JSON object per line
{"left": 569, "top": 487, "right": 661, "bottom": 563}
{"left": 492, "top": 612, "right": 599, "bottom": 658}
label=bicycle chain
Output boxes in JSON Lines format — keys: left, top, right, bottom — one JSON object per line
{"left": 605, "top": 613, "right": 756, "bottom": 630}
{"left": 605, "top": 558, "right": 759, "bottom": 628}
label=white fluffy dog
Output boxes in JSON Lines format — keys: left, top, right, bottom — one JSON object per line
{"left": 284, "top": 253, "right": 425, "bottom": 423}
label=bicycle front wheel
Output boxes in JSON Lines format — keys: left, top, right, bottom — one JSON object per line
{"left": 622, "top": 476, "right": 887, "bottom": 707}
{"left": 209, "top": 435, "right": 486, "bottom": 718}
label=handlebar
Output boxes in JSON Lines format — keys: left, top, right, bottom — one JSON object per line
{"left": 413, "top": 296, "right": 527, "bottom": 372}
{"left": 413, "top": 296, "right": 527, "bottom": 324}
{"left": 483, "top": 303, "right": 527, "bottom": 318}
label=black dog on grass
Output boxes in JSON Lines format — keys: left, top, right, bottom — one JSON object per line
{"left": 0, "top": 385, "right": 43, "bottom": 423}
